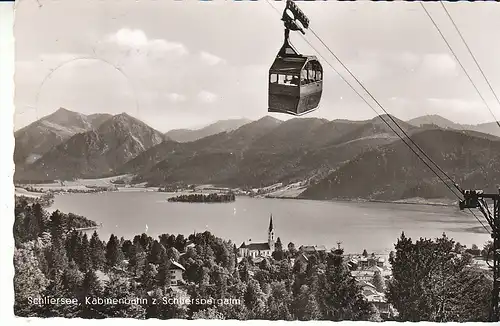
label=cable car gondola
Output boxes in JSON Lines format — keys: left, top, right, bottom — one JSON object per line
{"left": 268, "top": 0, "right": 323, "bottom": 116}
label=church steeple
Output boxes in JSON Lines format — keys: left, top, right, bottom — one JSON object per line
{"left": 268, "top": 214, "right": 275, "bottom": 251}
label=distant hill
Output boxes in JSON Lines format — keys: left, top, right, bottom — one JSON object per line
{"left": 131, "top": 115, "right": 404, "bottom": 188}
{"left": 475, "top": 121, "right": 500, "bottom": 138}
{"left": 300, "top": 128, "right": 500, "bottom": 201}
{"left": 14, "top": 108, "right": 112, "bottom": 164}
{"left": 165, "top": 118, "right": 252, "bottom": 143}
{"left": 408, "top": 115, "right": 465, "bottom": 130}
{"left": 408, "top": 114, "right": 500, "bottom": 138}
{"left": 15, "top": 113, "right": 166, "bottom": 181}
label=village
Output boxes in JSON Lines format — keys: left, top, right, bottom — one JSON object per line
{"left": 90, "top": 215, "right": 394, "bottom": 318}
{"left": 235, "top": 215, "right": 396, "bottom": 319}
{"left": 113, "top": 213, "right": 489, "bottom": 320}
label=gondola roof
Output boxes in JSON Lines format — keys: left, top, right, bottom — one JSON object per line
{"left": 269, "top": 56, "right": 306, "bottom": 74}
{"left": 269, "top": 55, "right": 318, "bottom": 74}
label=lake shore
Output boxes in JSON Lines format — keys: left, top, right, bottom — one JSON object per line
{"left": 264, "top": 194, "right": 456, "bottom": 207}
{"left": 16, "top": 176, "right": 457, "bottom": 209}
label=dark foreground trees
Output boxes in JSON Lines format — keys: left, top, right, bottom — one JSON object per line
{"left": 15, "top": 199, "right": 492, "bottom": 321}
{"left": 13, "top": 198, "right": 376, "bottom": 320}
{"left": 387, "top": 232, "right": 492, "bottom": 322}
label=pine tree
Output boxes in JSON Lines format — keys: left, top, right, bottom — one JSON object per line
{"left": 99, "top": 274, "right": 146, "bottom": 318}
{"left": 32, "top": 202, "right": 46, "bottom": 235}
{"left": 166, "top": 246, "right": 180, "bottom": 262}
{"left": 273, "top": 237, "right": 285, "bottom": 260}
{"left": 47, "top": 226, "right": 69, "bottom": 280}
{"left": 318, "top": 249, "right": 371, "bottom": 321}
{"left": 266, "top": 281, "right": 292, "bottom": 320}
{"left": 121, "top": 240, "right": 133, "bottom": 259}
{"left": 156, "top": 248, "right": 171, "bottom": 287}
{"left": 13, "top": 246, "right": 50, "bottom": 316}
{"left": 79, "top": 234, "right": 91, "bottom": 271}
{"left": 23, "top": 206, "right": 40, "bottom": 241}
{"left": 175, "top": 234, "right": 186, "bottom": 252}
{"left": 82, "top": 269, "right": 101, "bottom": 297}
{"left": 65, "top": 231, "right": 82, "bottom": 262}
{"left": 275, "top": 237, "right": 283, "bottom": 251}
{"left": 141, "top": 263, "right": 157, "bottom": 292}
{"left": 49, "top": 210, "right": 65, "bottom": 240}
{"left": 148, "top": 240, "right": 164, "bottom": 264}
{"left": 294, "top": 284, "right": 321, "bottom": 320}
{"left": 61, "top": 260, "right": 83, "bottom": 295}
{"left": 372, "top": 270, "right": 385, "bottom": 293}
{"left": 389, "top": 250, "right": 395, "bottom": 262}
{"left": 244, "top": 279, "right": 267, "bottom": 319}
{"left": 106, "top": 234, "right": 123, "bottom": 268}
{"left": 89, "top": 231, "right": 105, "bottom": 270}
{"left": 129, "top": 242, "right": 146, "bottom": 276}
{"left": 48, "top": 210, "right": 68, "bottom": 280}
{"left": 79, "top": 269, "right": 103, "bottom": 318}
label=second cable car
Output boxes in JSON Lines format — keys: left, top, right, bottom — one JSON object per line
{"left": 268, "top": 0, "right": 323, "bottom": 116}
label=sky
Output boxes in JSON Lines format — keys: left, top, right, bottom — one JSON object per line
{"left": 13, "top": 0, "right": 500, "bottom": 132}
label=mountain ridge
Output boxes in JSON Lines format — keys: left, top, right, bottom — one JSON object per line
{"left": 14, "top": 107, "right": 113, "bottom": 165}
{"left": 165, "top": 118, "right": 253, "bottom": 143}
{"left": 15, "top": 111, "right": 166, "bottom": 181}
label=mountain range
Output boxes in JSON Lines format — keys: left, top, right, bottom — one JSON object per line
{"left": 14, "top": 109, "right": 500, "bottom": 201}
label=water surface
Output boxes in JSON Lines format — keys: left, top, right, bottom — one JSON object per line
{"left": 51, "top": 191, "right": 490, "bottom": 254}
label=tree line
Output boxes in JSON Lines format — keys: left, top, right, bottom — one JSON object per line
{"left": 168, "top": 193, "right": 236, "bottom": 203}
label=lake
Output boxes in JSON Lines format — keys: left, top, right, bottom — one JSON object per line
{"left": 50, "top": 191, "right": 491, "bottom": 254}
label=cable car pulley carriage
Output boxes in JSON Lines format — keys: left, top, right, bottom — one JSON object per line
{"left": 268, "top": 0, "right": 323, "bottom": 116}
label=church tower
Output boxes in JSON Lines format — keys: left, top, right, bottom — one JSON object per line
{"left": 268, "top": 214, "right": 275, "bottom": 252}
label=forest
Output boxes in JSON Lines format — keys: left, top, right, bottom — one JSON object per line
{"left": 13, "top": 196, "right": 492, "bottom": 321}
{"left": 167, "top": 193, "right": 236, "bottom": 203}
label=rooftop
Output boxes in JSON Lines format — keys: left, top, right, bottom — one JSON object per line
{"left": 246, "top": 242, "right": 271, "bottom": 251}
{"left": 170, "top": 260, "right": 186, "bottom": 271}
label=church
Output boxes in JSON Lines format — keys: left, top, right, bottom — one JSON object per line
{"left": 238, "top": 215, "right": 276, "bottom": 258}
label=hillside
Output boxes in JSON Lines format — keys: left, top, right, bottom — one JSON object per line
{"left": 300, "top": 128, "right": 500, "bottom": 201}
{"left": 15, "top": 113, "right": 166, "bottom": 181}
{"left": 474, "top": 121, "right": 500, "bottom": 138}
{"left": 133, "top": 115, "right": 405, "bottom": 188}
{"left": 14, "top": 108, "right": 112, "bottom": 164}
{"left": 165, "top": 118, "right": 252, "bottom": 143}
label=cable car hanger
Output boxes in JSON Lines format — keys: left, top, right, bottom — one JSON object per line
{"left": 268, "top": 0, "right": 324, "bottom": 116}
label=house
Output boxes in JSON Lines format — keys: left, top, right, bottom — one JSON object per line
{"left": 351, "top": 270, "right": 376, "bottom": 283}
{"left": 358, "top": 281, "right": 393, "bottom": 319}
{"left": 300, "top": 245, "right": 327, "bottom": 254}
{"left": 289, "top": 252, "right": 309, "bottom": 267}
{"left": 169, "top": 260, "right": 186, "bottom": 286}
{"left": 238, "top": 215, "right": 276, "bottom": 258}
{"left": 367, "top": 265, "right": 384, "bottom": 274}
{"left": 347, "top": 258, "right": 359, "bottom": 270}
{"left": 358, "top": 257, "right": 369, "bottom": 269}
